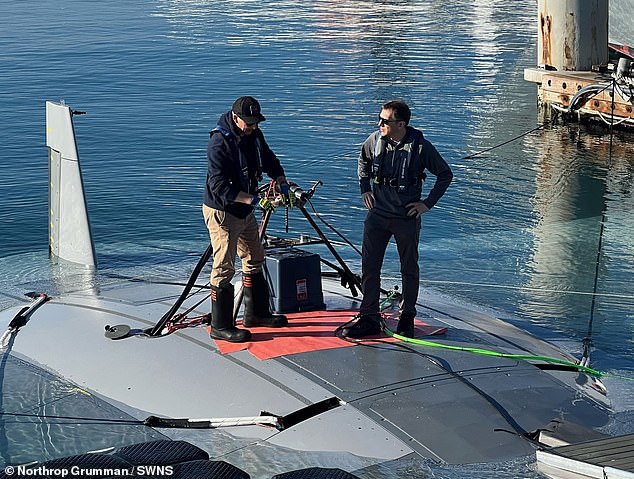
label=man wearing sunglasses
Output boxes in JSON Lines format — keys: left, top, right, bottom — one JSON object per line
{"left": 203, "top": 96, "right": 289, "bottom": 343}
{"left": 343, "top": 100, "right": 453, "bottom": 339}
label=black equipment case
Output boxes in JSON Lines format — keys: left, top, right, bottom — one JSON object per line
{"left": 264, "top": 248, "right": 325, "bottom": 313}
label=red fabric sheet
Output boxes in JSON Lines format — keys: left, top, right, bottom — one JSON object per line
{"left": 212, "top": 310, "right": 447, "bottom": 361}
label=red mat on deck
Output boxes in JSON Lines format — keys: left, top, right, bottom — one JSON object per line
{"left": 212, "top": 309, "right": 447, "bottom": 361}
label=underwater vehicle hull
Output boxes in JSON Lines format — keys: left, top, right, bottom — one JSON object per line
{"left": 0, "top": 274, "right": 611, "bottom": 468}
{"left": 0, "top": 101, "right": 617, "bottom": 477}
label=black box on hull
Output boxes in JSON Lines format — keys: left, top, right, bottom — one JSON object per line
{"left": 264, "top": 248, "right": 325, "bottom": 313}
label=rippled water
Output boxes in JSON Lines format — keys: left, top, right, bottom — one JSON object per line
{"left": 0, "top": 355, "right": 165, "bottom": 465}
{"left": 1, "top": 1, "right": 634, "bottom": 477}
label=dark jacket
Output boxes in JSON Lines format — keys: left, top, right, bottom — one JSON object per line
{"left": 204, "top": 111, "right": 285, "bottom": 219}
{"left": 358, "top": 126, "right": 453, "bottom": 219}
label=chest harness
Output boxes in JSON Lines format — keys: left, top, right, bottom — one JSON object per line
{"left": 372, "top": 129, "right": 426, "bottom": 191}
{"left": 211, "top": 126, "right": 263, "bottom": 193}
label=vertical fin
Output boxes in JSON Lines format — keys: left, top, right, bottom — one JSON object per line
{"left": 45, "top": 101, "right": 97, "bottom": 268}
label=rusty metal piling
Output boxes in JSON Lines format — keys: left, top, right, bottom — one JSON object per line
{"left": 537, "top": 0, "right": 608, "bottom": 71}
{"left": 525, "top": 0, "right": 634, "bottom": 127}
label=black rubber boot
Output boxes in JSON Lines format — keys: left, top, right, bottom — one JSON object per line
{"left": 242, "top": 272, "right": 288, "bottom": 328}
{"left": 341, "top": 314, "right": 382, "bottom": 339}
{"left": 396, "top": 312, "right": 416, "bottom": 338}
{"left": 210, "top": 284, "right": 251, "bottom": 343}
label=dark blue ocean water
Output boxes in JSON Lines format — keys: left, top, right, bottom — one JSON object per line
{"left": 1, "top": 1, "right": 634, "bottom": 476}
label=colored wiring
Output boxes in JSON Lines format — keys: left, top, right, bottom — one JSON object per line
{"left": 375, "top": 289, "right": 633, "bottom": 382}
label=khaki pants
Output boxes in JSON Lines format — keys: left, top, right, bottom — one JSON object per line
{"left": 202, "top": 204, "right": 265, "bottom": 287}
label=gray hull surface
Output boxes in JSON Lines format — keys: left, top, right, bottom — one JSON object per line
{"left": 0, "top": 276, "right": 611, "bottom": 469}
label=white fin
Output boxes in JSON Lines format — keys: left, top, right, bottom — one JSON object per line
{"left": 45, "top": 101, "right": 97, "bottom": 268}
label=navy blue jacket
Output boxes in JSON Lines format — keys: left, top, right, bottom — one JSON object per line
{"left": 204, "top": 111, "right": 285, "bottom": 219}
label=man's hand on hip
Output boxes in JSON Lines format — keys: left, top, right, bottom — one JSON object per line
{"left": 362, "top": 192, "right": 375, "bottom": 210}
{"left": 406, "top": 201, "right": 429, "bottom": 218}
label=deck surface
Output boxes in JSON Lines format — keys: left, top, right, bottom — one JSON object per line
{"left": 537, "top": 433, "right": 634, "bottom": 478}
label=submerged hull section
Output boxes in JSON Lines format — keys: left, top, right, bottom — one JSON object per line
{"left": 0, "top": 276, "right": 611, "bottom": 471}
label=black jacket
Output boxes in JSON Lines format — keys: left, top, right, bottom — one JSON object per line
{"left": 203, "top": 111, "right": 285, "bottom": 218}
{"left": 358, "top": 126, "right": 453, "bottom": 219}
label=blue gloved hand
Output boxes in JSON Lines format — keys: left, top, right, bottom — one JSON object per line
{"left": 279, "top": 182, "right": 294, "bottom": 208}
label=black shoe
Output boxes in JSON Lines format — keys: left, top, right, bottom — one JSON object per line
{"left": 210, "top": 327, "right": 252, "bottom": 343}
{"left": 342, "top": 315, "right": 382, "bottom": 339}
{"left": 396, "top": 312, "right": 416, "bottom": 338}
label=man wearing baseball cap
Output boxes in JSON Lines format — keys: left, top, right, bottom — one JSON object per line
{"left": 203, "top": 96, "right": 289, "bottom": 342}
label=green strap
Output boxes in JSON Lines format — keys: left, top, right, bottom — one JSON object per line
{"left": 383, "top": 325, "right": 634, "bottom": 382}
{"left": 378, "top": 292, "right": 632, "bottom": 381}
{"left": 383, "top": 325, "right": 604, "bottom": 376}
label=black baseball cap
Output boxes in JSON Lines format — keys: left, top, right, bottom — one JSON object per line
{"left": 232, "top": 96, "right": 266, "bottom": 123}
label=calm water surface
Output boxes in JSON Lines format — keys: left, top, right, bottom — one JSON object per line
{"left": 1, "top": 1, "right": 634, "bottom": 477}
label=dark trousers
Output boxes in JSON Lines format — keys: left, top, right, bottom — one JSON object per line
{"left": 360, "top": 210, "right": 421, "bottom": 316}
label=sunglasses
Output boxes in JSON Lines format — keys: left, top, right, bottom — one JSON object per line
{"left": 378, "top": 116, "right": 399, "bottom": 126}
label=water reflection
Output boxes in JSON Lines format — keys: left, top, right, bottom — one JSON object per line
{"left": 521, "top": 125, "right": 634, "bottom": 352}
{"left": 527, "top": 127, "right": 609, "bottom": 322}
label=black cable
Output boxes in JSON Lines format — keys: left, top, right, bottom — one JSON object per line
{"left": 583, "top": 78, "right": 617, "bottom": 362}
{"left": 461, "top": 121, "right": 551, "bottom": 159}
{"left": 333, "top": 330, "right": 540, "bottom": 446}
{"left": 305, "top": 198, "right": 362, "bottom": 256}
{"left": 0, "top": 412, "right": 143, "bottom": 426}
{"left": 147, "top": 244, "right": 213, "bottom": 336}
